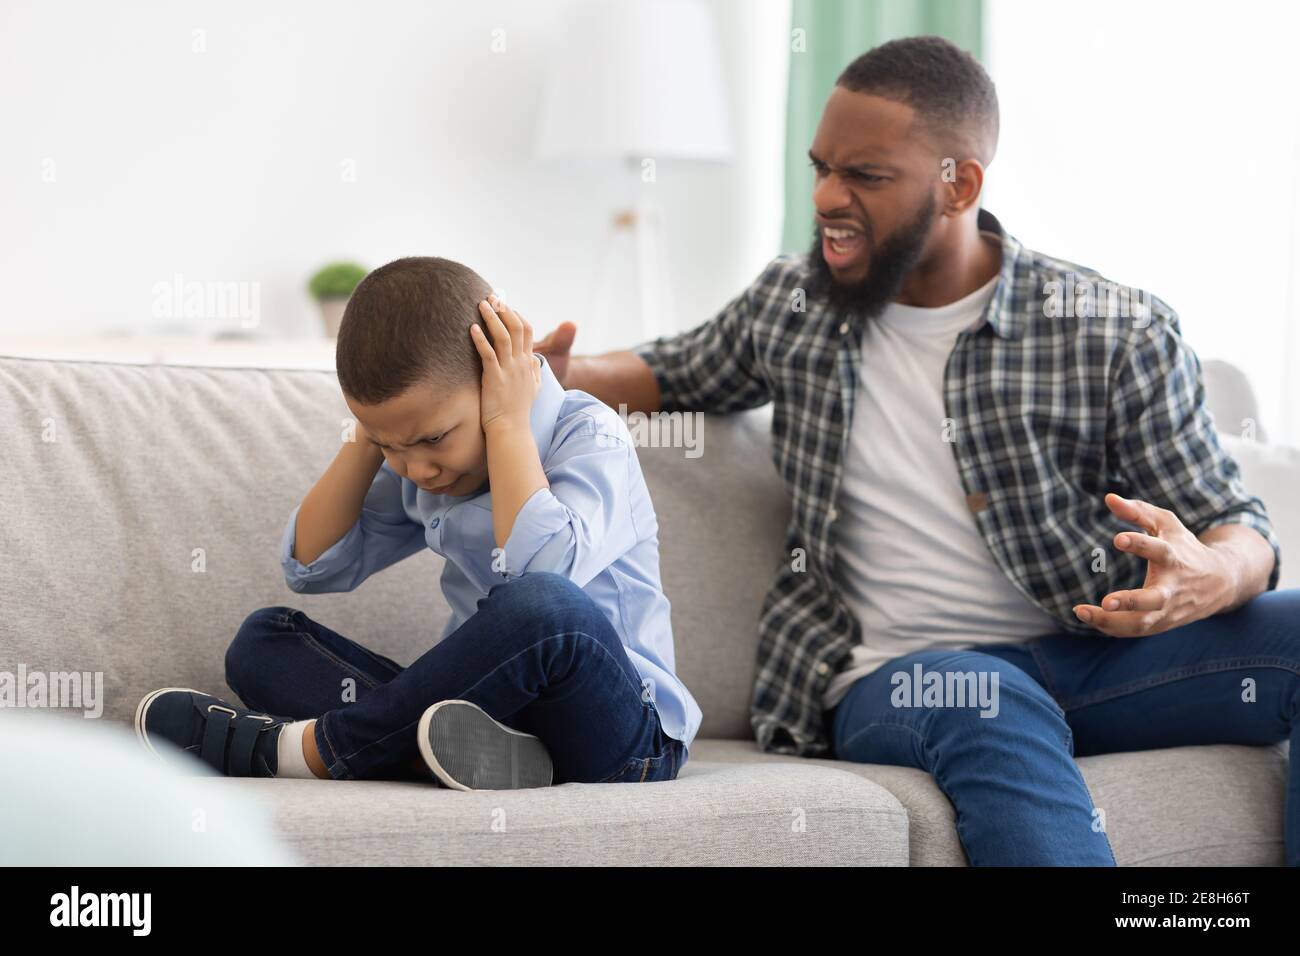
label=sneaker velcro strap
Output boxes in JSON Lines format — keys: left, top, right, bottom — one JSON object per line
{"left": 229, "top": 713, "right": 275, "bottom": 777}
{"left": 199, "top": 705, "right": 235, "bottom": 774}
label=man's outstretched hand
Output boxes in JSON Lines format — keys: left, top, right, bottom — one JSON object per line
{"left": 534, "top": 321, "right": 577, "bottom": 387}
{"left": 1072, "top": 493, "right": 1240, "bottom": 638}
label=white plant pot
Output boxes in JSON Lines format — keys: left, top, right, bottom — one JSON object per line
{"left": 318, "top": 297, "right": 350, "bottom": 339}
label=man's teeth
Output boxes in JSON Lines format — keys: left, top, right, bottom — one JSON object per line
{"left": 824, "top": 226, "right": 861, "bottom": 257}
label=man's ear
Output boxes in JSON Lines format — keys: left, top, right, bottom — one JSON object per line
{"left": 943, "top": 157, "right": 985, "bottom": 217}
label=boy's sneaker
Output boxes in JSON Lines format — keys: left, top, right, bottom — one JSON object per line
{"left": 134, "top": 687, "right": 292, "bottom": 778}
{"left": 417, "top": 700, "right": 553, "bottom": 791}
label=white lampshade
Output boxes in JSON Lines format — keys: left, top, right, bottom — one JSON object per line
{"left": 535, "top": 0, "right": 734, "bottom": 164}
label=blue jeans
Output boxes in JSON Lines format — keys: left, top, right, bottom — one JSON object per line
{"left": 225, "top": 572, "right": 685, "bottom": 785}
{"left": 830, "top": 588, "right": 1300, "bottom": 866}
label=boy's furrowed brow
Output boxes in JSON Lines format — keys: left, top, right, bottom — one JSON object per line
{"left": 367, "top": 428, "right": 448, "bottom": 449}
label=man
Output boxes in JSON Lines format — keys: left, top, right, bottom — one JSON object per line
{"left": 536, "top": 35, "right": 1298, "bottom": 866}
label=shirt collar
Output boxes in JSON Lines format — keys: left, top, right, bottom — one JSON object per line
{"left": 527, "top": 353, "right": 567, "bottom": 461}
{"left": 974, "top": 207, "right": 1027, "bottom": 341}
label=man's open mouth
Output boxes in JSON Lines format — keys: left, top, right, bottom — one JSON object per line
{"left": 821, "top": 225, "right": 866, "bottom": 270}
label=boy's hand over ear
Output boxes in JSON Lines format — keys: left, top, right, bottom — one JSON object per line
{"left": 473, "top": 294, "right": 542, "bottom": 434}
{"left": 473, "top": 294, "right": 549, "bottom": 550}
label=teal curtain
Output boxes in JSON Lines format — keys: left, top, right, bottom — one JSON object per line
{"left": 781, "top": 0, "right": 984, "bottom": 252}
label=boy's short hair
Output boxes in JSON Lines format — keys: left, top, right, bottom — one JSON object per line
{"left": 336, "top": 256, "right": 492, "bottom": 405}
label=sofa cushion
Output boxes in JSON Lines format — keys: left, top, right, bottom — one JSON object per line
{"left": 214, "top": 753, "right": 908, "bottom": 866}
{"left": 690, "top": 738, "right": 1287, "bottom": 865}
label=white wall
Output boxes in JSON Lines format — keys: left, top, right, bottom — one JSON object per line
{"left": 0, "top": 0, "right": 790, "bottom": 356}
{"left": 984, "top": 0, "right": 1300, "bottom": 444}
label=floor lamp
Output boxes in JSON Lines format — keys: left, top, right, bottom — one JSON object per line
{"left": 535, "top": 0, "right": 734, "bottom": 346}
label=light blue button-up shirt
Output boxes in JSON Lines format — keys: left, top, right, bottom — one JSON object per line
{"left": 280, "top": 354, "right": 701, "bottom": 756}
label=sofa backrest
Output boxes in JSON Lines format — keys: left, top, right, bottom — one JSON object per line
{"left": 631, "top": 400, "right": 787, "bottom": 738}
{"left": 0, "top": 356, "right": 785, "bottom": 739}
{"left": 8, "top": 354, "right": 1288, "bottom": 740}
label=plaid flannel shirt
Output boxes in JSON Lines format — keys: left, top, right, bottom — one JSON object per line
{"left": 632, "top": 208, "right": 1282, "bottom": 757}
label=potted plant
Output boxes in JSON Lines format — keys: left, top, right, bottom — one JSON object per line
{"left": 308, "top": 261, "right": 367, "bottom": 338}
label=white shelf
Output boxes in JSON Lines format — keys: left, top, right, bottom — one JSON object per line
{"left": 0, "top": 335, "right": 338, "bottom": 371}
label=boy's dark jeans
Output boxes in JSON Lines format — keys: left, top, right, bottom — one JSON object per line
{"left": 225, "top": 571, "right": 684, "bottom": 784}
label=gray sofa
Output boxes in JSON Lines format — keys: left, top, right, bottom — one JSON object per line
{"left": 1, "top": 354, "right": 1291, "bottom": 865}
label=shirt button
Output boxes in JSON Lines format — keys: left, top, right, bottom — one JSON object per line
{"left": 839, "top": 321, "right": 850, "bottom": 335}
{"left": 430, "top": 517, "right": 440, "bottom": 529}
{"left": 828, "top": 507, "right": 838, "bottom": 522}
{"left": 816, "top": 662, "right": 830, "bottom": 675}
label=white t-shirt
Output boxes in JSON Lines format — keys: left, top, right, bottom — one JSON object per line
{"left": 824, "top": 272, "right": 1059, "bottom": 710}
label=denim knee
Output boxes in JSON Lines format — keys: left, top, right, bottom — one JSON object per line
{"left": 491, "top": 572, "right": 598, "bottom": 620}
{"left": 909, "top": 650, "right": 1073, "bottom": 750}
{"left": 487, "top": 573, "right": 617, "bottom": 650}
{"left": 225, "top": 605, "right": 295, "bottom": 693}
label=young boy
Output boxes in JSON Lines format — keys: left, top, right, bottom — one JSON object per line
{"left": 135, "top": 256, "right": 701, "bottom": 789}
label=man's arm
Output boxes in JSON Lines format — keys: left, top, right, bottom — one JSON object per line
{"left": 1109, "top": 311, "right": 1281, "bottom": 591}
{"left": 1071, "top": 306, "right": 1281, "bottom": 637}
{"left": 1199, "top": 521, "right": 1276, "bottom": 613}
{"left": 564, "top": 351, "right": 663, "bottom": 415}
{"left": 539, "top": 261, "right": 781, "bottom": 415}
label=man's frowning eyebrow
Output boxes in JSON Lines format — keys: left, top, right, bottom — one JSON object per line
{"left": 807, "top": 149, "right": 900, "bottom": 175}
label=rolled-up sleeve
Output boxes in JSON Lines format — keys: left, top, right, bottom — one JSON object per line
{"left": 281, "top": 462, "right": 426, "bottom": 593}
{"left": 1110, "top": 310, "right": 1282, "bottom": 591}
{"left": 630, "top": 261, "right": 777, "bottom": 415}
{"left": 495, "top": 426, "right": 638, "bottom": 587}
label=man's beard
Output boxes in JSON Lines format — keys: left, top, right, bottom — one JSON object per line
{"left": 807, "top": 192, "right": 938, "bottom": 320}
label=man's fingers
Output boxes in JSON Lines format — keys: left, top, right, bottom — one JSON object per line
{"left": 1105, "top": 492, "right": 1164, "bottom": 534}
{"left": 1098, "top": 585, "right": 1170, "bottom": 613}
{"left": 535, "top": 322, "right": 577, "bottom": 356}
{"left": 1073, "top": 603, "right": 1160, "bottom": 638}
{"left": 1114, "top": 531, "right": 1173, "bottom": 564}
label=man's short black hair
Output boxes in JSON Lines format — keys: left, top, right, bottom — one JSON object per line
{"left": 836, "top": 34, "right": 999, "bottom": 167}
{"left": 336, "top": 256, "right": 492, "bottom": 405}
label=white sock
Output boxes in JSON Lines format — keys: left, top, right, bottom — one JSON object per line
{"left": 275, "top": 720, "right": 320, "bottom": 779}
